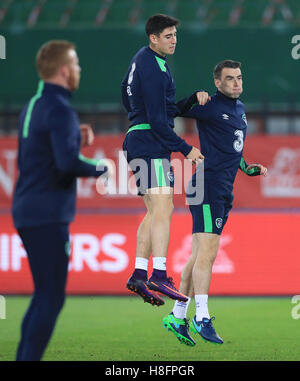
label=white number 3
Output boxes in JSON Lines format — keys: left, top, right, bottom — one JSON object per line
{"left": 233, "top": 130, "right": 244, "bottom": 152}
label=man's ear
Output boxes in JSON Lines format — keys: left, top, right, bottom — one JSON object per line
{"left": 214, "top": 78, "right": 220, "bottom": 89}
{"left": 59, "top": 64, "right": 69, "bottom": 81}
{"left": 149, "top": 33, "right": 158, "bottom": 45}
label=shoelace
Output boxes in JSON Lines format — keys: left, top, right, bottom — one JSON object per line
{"left": 202, "top": 316, "right": 216, "bottom": 330}
{"left": 165, "top": 277, "right": 176, "bottom": 289}
{"left": 184, "top": 318, "right": 190, "bottom": 329}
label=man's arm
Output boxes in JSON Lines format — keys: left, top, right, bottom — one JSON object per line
{"left": 140, "top": 66, "right": 193, "bottom": 157}
{"left": 49, "top": 105, "right": 108, "bottom": 178}
{"left": 239, "top": 157, "right": 267, "bottom": 176}
{"left": 121, "top": 72, "right": 131, "bottom": 113}
{"left": 176, "top": 91, "right": 211, "bottom": 120}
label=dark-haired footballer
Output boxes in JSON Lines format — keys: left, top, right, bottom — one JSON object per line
{"left": 162, "top": 60, "right": 267, "bottom": 346}
{"left": 121, "top": 14, "right": 210, "bottom": 306}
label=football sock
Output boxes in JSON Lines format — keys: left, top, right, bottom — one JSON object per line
{"left": 152, "top": 257, "right": 167, "bottom": 279}
{"left": 132, "top": 268, "right": 147, "bottom": 280}
{"left": 132, "top": 258, "right": 148, "bottom": 280}
{"left": 195, "top": 294, "right": 210, "bottom": 321}
{"left": 172, "top": 297, "right": 191, "bottom": 319}
{"left": 153, "top": 257, "right": 167, "bottom": 271}
{"left": 135, "top": 257, "right": 148, "bottom": 271}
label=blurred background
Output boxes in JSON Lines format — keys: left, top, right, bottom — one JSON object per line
{"left": 0, "top": 0, "right": 299, "bottom": 296}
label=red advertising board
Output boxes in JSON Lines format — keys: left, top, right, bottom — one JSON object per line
{"left": 0, "top": 212, "right": 299, "bottom": 295}
{"left": 234, "top": 136, "right": 300, "bottom": 208}
{"left": 0, "top": 135, "right": 300, "bottom": 209}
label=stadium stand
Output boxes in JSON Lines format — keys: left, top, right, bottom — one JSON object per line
{"left": 0, "top": 0, "right": 300, "bottom": 134}
{"left": 1, "top": 0, "right": 300, "bottom": 28}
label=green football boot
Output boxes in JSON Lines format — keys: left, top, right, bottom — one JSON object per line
{"left": 163, "top": 312, "right": 196, "bottom": 347}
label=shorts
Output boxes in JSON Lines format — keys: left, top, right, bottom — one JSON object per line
{"left": 124, "top": 152, "right": 174, "bottom": 196}
{"left": 188, "top": 171, "right": 233, "bottom": 235}
{"left": 189, "top": 202, "right": 232, "bottom": 235}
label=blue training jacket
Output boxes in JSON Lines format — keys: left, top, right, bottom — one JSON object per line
{"left": 177, "top": 90, "right": 248, "bottom": 197}
{"left": 121, "top": 46, "right": 192, "bottom": 159}
{"left": 12, "top": 81, "right": 107, "bottom": 229}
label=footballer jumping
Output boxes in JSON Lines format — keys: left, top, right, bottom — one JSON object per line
{"left": 163, "top": 60, "right": 267, "bottom": 346}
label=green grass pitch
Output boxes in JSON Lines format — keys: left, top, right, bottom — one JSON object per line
{"left": 0, "top": 295, "right": 299, "bottom": 361}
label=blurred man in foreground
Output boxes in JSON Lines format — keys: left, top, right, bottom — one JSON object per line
{"left": 12, "top": 40, "right": 110, "bottom": 361}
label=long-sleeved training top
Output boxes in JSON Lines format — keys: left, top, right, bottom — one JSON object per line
{"left": 121, "top": 46, "right": 192, "bottom": 159}
{"left": 176, "top": 90, "right": 249, "bottom": 196}
{"left": 12, "top": 81, "right": 107, "bottom": 228}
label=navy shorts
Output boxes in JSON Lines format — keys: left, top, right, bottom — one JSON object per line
{"left": 124, "top": 152, "right": 174, "bottom": 196}
{"left": 189, "top": 202, "right": 232, "bottom": 235}
{"left": 123, "top": 128, "right": 175, "bottom": 196}
{"left": 188, "top": 174, "right": 233, "bottom": 235}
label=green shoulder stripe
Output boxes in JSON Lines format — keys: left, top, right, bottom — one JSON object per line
{"left": 155, "top": 56, "right": 166, "bottom": 72}
{"left": 23, "top": 80, "right": 44, "bottom": 138}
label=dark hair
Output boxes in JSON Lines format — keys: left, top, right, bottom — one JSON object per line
{"left": 214, "top": 60, "right": 241, "bottom": 79}
{"left": 145, "top": 14, "right": 179, "bottom": 36}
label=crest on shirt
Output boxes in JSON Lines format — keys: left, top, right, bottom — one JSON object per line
{"left": 222, "top": 114, "right": 229, "bottom": 120}
{"left": 242, "top": 113, "right": 247, "bottom": 125}
{"left": 215, "top": 218, "right": 223, "bottom": 229}
{"left": 167, "top": 171, "right": 174, "bottom": 183}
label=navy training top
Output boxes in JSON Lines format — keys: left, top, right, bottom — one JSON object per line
{"left": 12, "top": 81, "right": 107, "bottom": 229}
{"left": 177, "top": 90, "right": 248, "bottom": 196}
{"left": 121, "top": 46, "right": 192, "bottom": 159}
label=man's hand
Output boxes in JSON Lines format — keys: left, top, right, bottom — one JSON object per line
{"left": 98, "top": 158, "right": 115, "bottom": 179}
{"left": 186, "top": 146, "right": 205, "bottom": 164}
{"left": 80, "top": 124, "right": 94, "bottom": 147}
{"left": 246, "top": 163, "right": 268, "bottom": 177}
{"left": 196, "top": 91, "right": 211, "bottom": 106}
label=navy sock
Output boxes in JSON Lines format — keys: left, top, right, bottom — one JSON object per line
{"left": 132, "top": 268, "right": 147, "bottom": 281}
{"left": 151, "top": 269, "right": 167, "bottom": 280}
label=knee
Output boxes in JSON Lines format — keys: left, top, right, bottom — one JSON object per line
{"left": 153, "top": 199, "right": 174, "bottom": 219}
{"left": 35, "top": 292, "right": 66, "bottom": 317}
{"left": 193, "top": 234, "right": 219, "bottom": 268}
{"left": 165, "top": 200, "right": 174, "bottom": 217}
{"left": 180, "top": 261, "right": 194, "bottom": 284}
{"left": 181, "top": 268, "right": 192, "bottom": 285}
{"left": 194, "top": 249, "right": 217, "bottom": 270}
